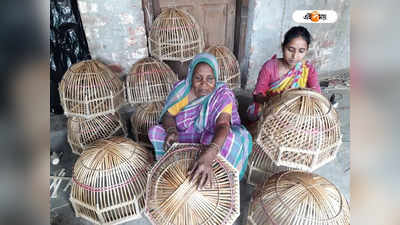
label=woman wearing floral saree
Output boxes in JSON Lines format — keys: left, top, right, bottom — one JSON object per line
{"left": 148, "top": 53, "right": 252, "bottom": 189}
{"left": 247, "top": 26, "right": 321, "bottom": 122}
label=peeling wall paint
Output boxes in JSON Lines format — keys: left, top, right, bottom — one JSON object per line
{"left": 77, "top": 0, "right": 148, "bottom": 78}
{"left": 243, "top": 0, "right": 350, "bottom": 90}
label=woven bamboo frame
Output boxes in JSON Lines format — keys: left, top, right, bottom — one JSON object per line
{"left": 256, "top": 88, "right": 342, "bottom": 172}
{"left": 246, "top": 143, "right": 291, "bottom": 187}
{"left": 70, "top": 137, "right": 154, "bottom": 225}
{"left": 130, "top": 102, "right": 164, "bottom": 148}
{"left": 145, "top": 143, "right": 240, "bottom": 225}
{"left": 149, "top": 8, "right": 204, "bottom": 62}
{"left": 59, "top": 60, "right": 125, "bottom": 119}
{"left": 67, "top": 113, "right": 127, "bottom": 155}
{"left": 205, "top": 46, "right": 241, "bottom": 90}
{"left": 126, "top": 57, "right": 178, "bottom": 105}
{"left": 247, "top": 171, "right": 350, "bottom": 225}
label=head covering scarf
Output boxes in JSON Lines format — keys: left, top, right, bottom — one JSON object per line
{"left": 160, "top": 53, "right": 224, "bottom": 132}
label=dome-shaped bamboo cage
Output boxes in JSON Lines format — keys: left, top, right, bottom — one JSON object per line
{"left": 130, "top": 102, "right": 164, "bottom": 148}
{"left": 59, "top": 60, "right": 125, "bottom": 119}
{"left": 70, "top": 137, "right": 154, "bottom": 225}
{"left": 145, "top": 143, "right": 240, "bottom": 225}
{"left": 256, "top": 88, "right": 342, "bottom": 172}
{"left": 246, "top": 143, "right": 291, "bottom": 187}
{"left": 126, "top": 57, "right": 178, "bottom": 105}
{"left": 67, "top": 113, "right": 127, "bottom": 155}
{"left": 205, "top": 46, "right": 240, "bottom": 90}
{"left": 148, "top": 8, "right": 204, "bottom": 62}
{"left": 247, "top": 171, "right": 350, "bottom": 225}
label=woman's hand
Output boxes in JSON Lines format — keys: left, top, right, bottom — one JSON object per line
{"left": 164, "top": 132, "right": 178, "bottom": 151}
{"left": 162, "top": 112, "right": 178, "bottom": 151}
{"left": 188, "top": 145, "right": 218, "bottom": 190}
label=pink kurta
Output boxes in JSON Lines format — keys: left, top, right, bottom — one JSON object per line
{"left": 247, "top": 55, "right": 321, "bottom": 122}
{"left": 253, "top": 55, "right": 321, "bottom": 96}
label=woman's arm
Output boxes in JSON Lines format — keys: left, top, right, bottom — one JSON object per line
{"left": 189, "top": 112, "right": 231, "bottom": 189}
{"left": 253, "top": 61, "right": 273, "bottom": 103}
{"left": 307, "top": 65, "right": 321, "bottom": 93}
{"left": 161, "top": 112, "right": 178, "bottom": 150}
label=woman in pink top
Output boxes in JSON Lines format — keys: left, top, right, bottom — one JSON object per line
{"left": 247, "top": 26, "right": 321, "bottom": 122}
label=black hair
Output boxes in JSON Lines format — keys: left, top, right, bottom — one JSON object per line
{"left": 282, "top": 26, "right": 312, "bottom": 49}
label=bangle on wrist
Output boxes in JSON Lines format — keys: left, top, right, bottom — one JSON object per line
{"left": 166, "top": 126, "right": 178, "bottom": 134}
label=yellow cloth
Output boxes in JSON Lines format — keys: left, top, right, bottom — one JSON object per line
{"left": 168, "top": 95, "right": 189, "bottom": 116}
{"left": 298, "top": 65, "right": 309, "bottom": 87}
{"left": 221, "top": 103, "right": 232, "bottom": 114}
{"left": 168, "top": 96, "right": 232, "bottom": 116}
{"left": 271, "top": 64, "right": 309, "bottom": 93}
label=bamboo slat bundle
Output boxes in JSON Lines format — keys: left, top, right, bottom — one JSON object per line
{"left": 247, "top": 171, "right": 350, "bottom": 225}
{"left": 145, "top": 143, "right": 240, "bottom": 225}
{"left": 59, "top": 60, "right": 125, "bottom": 119}
{"left": 149, "top": 8, "right": 204, "bottom": 62}
{"left": 70, "top": 137, "right": 154, "bottom": 225}
{"left": 256, "top": 88, "right": 342, "bottom": 172}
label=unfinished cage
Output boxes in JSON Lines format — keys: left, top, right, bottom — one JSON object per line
{"left": 247, "top": 171, "right": 350, "bottom": 225}
{"left": 145, "top": 143, "right": 240, "bottom": 225}
{"left": 148, "top": 8, "right": 204, "bottom": 62}
{"left": 59, "top": 60, "right": 125, "bottom": 119}
{"left": 130, "top": 102, "right": 164, "bottom": 148}
{"left": 126, "top": 57, "right": 178, "bottom": 105}
{"left": 246, "top": 142, "right": 291, "bottom": 187}
{"left": 70, "top": 137, "right": 154, "bottom": 225}
{"left": 256, "top": 88, "right": 342, "bottom": 172}
{"left": 67, "top": 113, "right": 127, "bottom": 155}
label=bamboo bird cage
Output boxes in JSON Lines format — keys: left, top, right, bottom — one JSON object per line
{"left": 67, "top": 113, "right": 127, "bottom": 155}
{"left": 247, "top": 171, "right": 350, "bottom": 225}
{"left": 59, "top": 60, "right": 125, "bottom": 119}
{"left": 246, "top": 142, "right": 291, "bottom": 187}
{"left": 145, "top": 143, "right": 240, "bottom": 225}
{"left": 130, "top": 102, "right": 164, "bottom": 148}
{"left": 126, "top": 57, "right": 178, "bottom": 105}
{"left": 148, "top": 8, "right": 204, "bottom": 62}
{"left": 256, "top": 88, "right": 342, "bottom": 172}
{"left": 205, "top": 46, "right": 241, "bottom": 90}
{"left": 70, "top": 137, "right": 154, "bottom": 225}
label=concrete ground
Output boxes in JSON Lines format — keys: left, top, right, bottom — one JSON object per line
{"left": 50, "top": 79, "right": 350, "bottom": 225}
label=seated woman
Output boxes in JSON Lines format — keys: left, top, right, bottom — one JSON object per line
{"left": 149, "top": 53, "right": 252, "bottom": 189}
{"left": 247, "top": 26, "right": 321, "bottom": 123}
